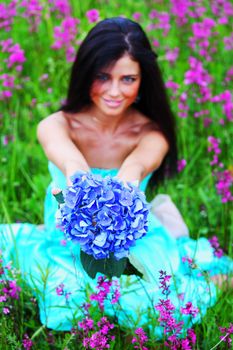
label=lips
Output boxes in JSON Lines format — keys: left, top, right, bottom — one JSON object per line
{"left": 103, "top": 98, "right": 123, "bottom": 108}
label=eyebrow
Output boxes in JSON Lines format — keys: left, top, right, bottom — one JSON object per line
{"left": 99, "top": 72, "right": 140, "bottom": 77}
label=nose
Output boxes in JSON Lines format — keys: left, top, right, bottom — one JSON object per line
{"left": 108, "top": 80, "right": 120, "bottom": 97}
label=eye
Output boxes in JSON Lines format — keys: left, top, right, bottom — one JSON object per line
{"left": 122, "top": 76, "right": 137, "bottom": 83}
{"left": 95, "top": 73, "right": 109, "bottom": 82}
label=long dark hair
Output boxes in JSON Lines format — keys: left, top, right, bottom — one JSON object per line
{"left": 60, "top": 17, "right": 178, "bottom": 186}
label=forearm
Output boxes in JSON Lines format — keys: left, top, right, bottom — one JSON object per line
{"left": 40, "top": 142, "right": 90, "bottom": 183}
{"left": 117, "top": 161, "right": 145, "bottom": 184}
{"left": 37, "top": 113, "right": 90, "bottom": 184}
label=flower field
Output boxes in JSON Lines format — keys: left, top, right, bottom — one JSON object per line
{"left": 0, "top": 0, "right": 233, "bottom": 349}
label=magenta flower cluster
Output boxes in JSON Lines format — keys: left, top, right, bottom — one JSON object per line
{"left": 0, "top": 38, "right": 26, "bottom": 100}
{"left": 177, "top": 159, "right": 187, "bottom": 173}
{"left": 55, "top": 282, "right": 71, "bottom": 301}
{"left": 189, "top": 18, "right": 217, "bottom": 61}
{"left": 215, "top": 170, "right": 233, "bottom": 203}
{"left": 51, "top": 17, "right": 80, "bottom": 62}
{"left": 90, "top": 276, "right": 121, "bottom": 311}
{"left": 132, "top": 327, "right": 148, "bottom": 350}
{"left": 22, "top": 334, "right": 33, "bottom": 350}
{"left": 21, "top": 0, "right": 43, "bottom": 32}
{"left": 86, "top": 9, "right": 100, "bottom": 24}
{"left": 1, "top": 38, "right": 26, "bottom": 71}
{"left": 208, "top": 136, "right": 233, "bottom": 203}
{"left": 219, "top": 323, "right": 233, "bottom": 348}
{"left": 170, "top": 0, "right": 206, "bottom": 26}
{"left": 79, "top": 316, "right": 115, "bottom": 349}
{"left": 0, "top": 251, "right": 21, "bottom": 316}
{"left": 48, "top": 0, "right": 71, "bottom": 18}
{"left": 184, "top": 57, "right": 212, "bottom": 87}
{"left": 208, "top": 235, "right": 224, "bottom": 258}
{"left": 155, "top": 270, "right": 197, "bottom": 349}
{"left": 148, "top": 9, "right": 170, "bottom": 36}
{"left": 0, "top": 0, "right": 17, "bottom": 32}
{"left": 59, "top": 172, "right": 149, "bottom": 260}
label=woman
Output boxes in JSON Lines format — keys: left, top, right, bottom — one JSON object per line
{"left": 1, "top": 17, "right": 232, "bottom": 335}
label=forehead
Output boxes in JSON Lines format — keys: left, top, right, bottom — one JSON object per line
{"left": 103, "top": 54, "right": 140, "bottom": 75}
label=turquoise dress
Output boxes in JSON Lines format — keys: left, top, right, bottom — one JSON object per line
{"left": 0, "top": 163, "right": 232, "bottom": 335}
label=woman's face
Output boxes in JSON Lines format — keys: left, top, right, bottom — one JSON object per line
{"left": 90, "top": 54, "right": 141, "bottom": 117}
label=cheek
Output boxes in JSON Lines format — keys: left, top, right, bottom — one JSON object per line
{"left": 90, "top": 82, "right": 106, "bottom": 99}
{"left": 122, "top": 83, "right": 140, "bottom": 99}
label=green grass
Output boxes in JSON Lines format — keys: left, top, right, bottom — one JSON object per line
{"left": 0, "top": 0, "right": 232, "bottom": 349}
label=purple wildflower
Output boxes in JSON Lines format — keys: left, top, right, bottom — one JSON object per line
{"left": 80, "top": 316, "right": 114, "bottom": 350}
{"left": 21, "top": 0, "right": 43, "bottom": 32}
{"left": 216, "top": 171, "right": 233, "bottom": 203}
{"left": 187, "top": 328, "right": 197, "bottom": 345}
{"left": 184, "top": 57, "right": 212, "bottom": 87}
{"left": 86, "top": 9, "right": 100, "bottom": 23}
{"left": 55, "top": 283, "right": 71, "bottom": 300}
{"left": 0, "top": 1, "right": 17, "bottom": 32}
{"left": 165, "top": 80, "right": 180, "bottom": 96}
{"left": 158, "top": 270, "right": 172, "bottom": 297}
{"left": 219, "top": 323, "right": 233, "bottom": 348}
{"left": 7, "top": 44, "right": 26, "bottom": 71}
{"left": 132, "top": 12, "right": 142, "bottom": 21}
{"left": 3, "top": 307, "right": 10, "bottom": 314}
{"left": 90, "top": 276, "right": 120, "bottom": 311}
{"left": 78, "top": 317, "right": 94, "bottom": 332}
{"left": 48, "top": 0, "right": 71, "bottom": 18}
{"left": 181, "top": 302, "right": 199, "bottom": 318}
{"left": 155, "top": 270, "right": 198, "bottom": 348}
{"left": 209, "top": 236, "right": 224, "bottom": 258}
{"left": 22, "top": 334, "right": 33, "bottom": 350}
{"left": 132, "top": 327, "right": 148, "bottom": 350}
{"left": 165, "top": 47, "right": 179, "bottom": 65}
{"left": 51, "top": 17, "right": 79, "bottom": 62}
{"left": 149, "top": 10, "right": 170, "bottom": 36}
{"left": 177, "top": 159, "right": 187, "bottom": 172}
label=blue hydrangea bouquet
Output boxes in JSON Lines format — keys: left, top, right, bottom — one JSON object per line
{"left": 54, "top": 172, "right": 149, "bottom": 279}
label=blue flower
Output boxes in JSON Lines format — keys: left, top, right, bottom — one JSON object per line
{"left": 58, "top": 172, "right": 149, "bottom": 260}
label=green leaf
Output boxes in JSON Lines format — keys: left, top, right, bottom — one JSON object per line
{"left": 80, "top": 251, "right": 127, "bottom": 279}
{"left": 53, "top": 191, "right": 65, "bottom": 204}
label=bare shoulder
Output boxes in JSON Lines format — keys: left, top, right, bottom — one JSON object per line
{"left": 38, "top": 111, "right": 68, "bottom": 128}
{"left": 37, "top": 111, "right": 71, "bottom": 144}
{"left": 131, "top": 110, "right": 169, "bottom": 148}
{"left": 130, "top": 109, "right": 161, "bottom": 134}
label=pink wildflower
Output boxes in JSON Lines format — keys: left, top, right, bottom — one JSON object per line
{"left": 219, "top": 323, "right": 233, "bottom": 348}
{"left": 132, "top": 327, "right": 148, "bottom": 350}
{"left": 181, "top": 302, "right": 199, "bottom": 318}
{"left": 48, "top": 0, "right": 71, "bottom": 17}
{"left": 90, "top": 276, "right": 120, "bottom": 311}
{"left": 0, "top": 1, "right": 17, "bottom": 32}
{"left": 21, "top": 0, "right": 43, "bottom": 32}
{"left": 216, "top": 171, "right": 233, "bottom": 203}
{"left": 7, "top": 43, "right": 26, "bottom": 71}
{"left": 165, "top": 47, "right": 179, "bottom": 65}
{"left": 22, "top": 334, "right": 33, "bottom": 350}
{"left": 86, "top": 9, "right": 99, "bottom": 23}
{"left": 51, "top": 17, "right": 79, "bottom": 62}
{"left": 209, "top": 236, "right": 224, "bottom": 258}
{"left": 3, "top": 307, "right": 10, "bottom": 314}
{"left": 132, "top": 12, "right": 142, "bottom": 21}
{"left": 55, "top": 283, "right": 71, "bottom": 300}
{"left": 177, "top": 159, "right": 187, "bottom": 172}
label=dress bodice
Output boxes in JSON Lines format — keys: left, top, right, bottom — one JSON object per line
{"left": 48, "top": 161, "right": 152, "bottom": 192}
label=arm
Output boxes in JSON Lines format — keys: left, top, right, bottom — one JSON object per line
{"left": 37, "top": 112, "right": 90, "bottom": 183}
{"left": 117, "top": 131, "right": 169, "bottom": 184}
